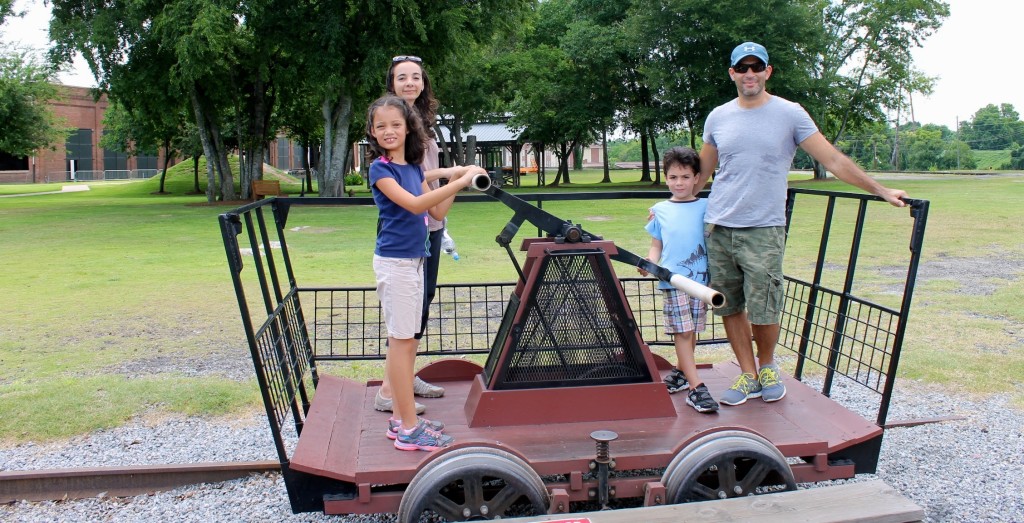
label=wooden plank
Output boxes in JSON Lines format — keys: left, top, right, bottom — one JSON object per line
{"left": 289, "top": 375, "right": 348, "bottom": 476}
{"left": 502, "top": 480, "right": 924, "bottom": 523}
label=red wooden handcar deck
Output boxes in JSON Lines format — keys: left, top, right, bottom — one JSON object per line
{"left": 289, "top": 358, "right": 879, "bottom": 514}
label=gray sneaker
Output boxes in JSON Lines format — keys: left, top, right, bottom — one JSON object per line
{"left": 719, "top": 373, "right": 762, "bottom": 406}
{"left": 374, "top": 390, "right": 426, "bottom": 414}
{"left": 758, "top": 363, "right": 787, "bottom": 402}
{"left": 412, "top": 376, "right": 445, "bottom": 398}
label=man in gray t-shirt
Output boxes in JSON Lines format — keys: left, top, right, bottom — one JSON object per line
{"left": 696, "top": 42, "right": 908, "bottom": 407}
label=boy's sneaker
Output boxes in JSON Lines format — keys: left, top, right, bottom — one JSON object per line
{"left": 386, "top": 417, "right": 445, "bottom": 440}
{"left": 720, "top": 373, "right": 762, "bottom": 406}
{"left": 394, "top": 419, "right": 454, "bottom": 451}
{"left": 686, "top": 384, "right": 720, "bottom": 413}
{"left": 413, "top": 376, "right": 445, "bottom": 398}
{"left": 374, "top": 390, "right": 425, "bottom": 415}
{"left": 663, "top": 368, "right": 689, "bottom": 394}
{"left": 758, "top": 363, "right": 787, "bottom": 403}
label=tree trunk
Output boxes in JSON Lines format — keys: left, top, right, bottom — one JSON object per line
{"left": 157, "top": 136, "right": 174, "bottom": 194}
{"left": 548, "top": 141, "right": 575, "bottom": 186}
{"left": 813, "top": 160, "right": 826, "bottom": 179}
{"left": 213, "top": 126, "right": 234, "bottom": 200}
{"left": 465, "top": 135, "right": 477, "bottom": 166}
{"left": 192, "top": 156, "right": 201, "bottom": 194}
{"left": 650, "top": 129, "right": 661, "bottom": 185}
{"left": 321, "top": 93, "right": 352, "bottom": 197}
{"left": 189, "top": 85, "right": 220, "bottom": 203}
{"left": 434, "top": 123, "right": 452, "bottom": 167}
{"left": 639, "top": 132, "right": 651, "bottom": 181}
{"left": 450, "top": 115, "right": 465, "bottom": 165}
{"left": 687, "top": 115, "right": 698, "bottom": 149}
{"left": 237, "top": 78, "right": 270, "bottom": 199}
{"left": 563, "top": 140, "right": 575, "bottom": 184}
{"left": 600, "top": 127, "right": 611, "bottom": 183}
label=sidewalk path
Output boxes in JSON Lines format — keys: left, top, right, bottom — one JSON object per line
{"left": 0, "top": 185, "right": 91, "bottom": 198}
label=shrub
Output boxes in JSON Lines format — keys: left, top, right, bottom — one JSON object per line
{"left": 344, "top": 172, "right": 364, "bottom": 186}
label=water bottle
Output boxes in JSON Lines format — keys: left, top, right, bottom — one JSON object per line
{"left": 440, "top": 229, "right": 459, "bottom": 261}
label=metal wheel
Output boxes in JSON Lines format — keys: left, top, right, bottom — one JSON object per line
{"left": 397, "top": 447, "right": 548, "bottom": 522}
{"left": 662, "top": 429, "right": 796, "bottom": 503}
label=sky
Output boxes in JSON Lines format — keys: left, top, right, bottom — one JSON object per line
{"left": 2, "top": 0, "right": 1021, "bottom": 130}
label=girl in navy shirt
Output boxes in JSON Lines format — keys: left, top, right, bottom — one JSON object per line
{"left": 365, "top": 95, "right": 483, "bottom": 451}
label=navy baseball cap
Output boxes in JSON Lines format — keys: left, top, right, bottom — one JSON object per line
{"left": 731, "top": 42, "right": 769, "bottom": 67}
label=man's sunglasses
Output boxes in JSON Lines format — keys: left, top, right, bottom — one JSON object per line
{"left": 392, "top": 55, "right": 422, "bottom": 63}
{"left": 733, "top": 62, "right": 767, "bottom": 73}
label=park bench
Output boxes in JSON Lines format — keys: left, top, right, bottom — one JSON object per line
{"left": 251, "top": 179, "right": 282, "bottom": 200}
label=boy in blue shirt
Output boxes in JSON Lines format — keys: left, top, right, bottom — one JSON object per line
{"left": 643, "top": 146, "right": 719, "bottom": 413}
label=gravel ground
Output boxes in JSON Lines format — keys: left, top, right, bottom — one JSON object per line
{"left": 1, "top": 377, "right": 1021, "bottom": 522}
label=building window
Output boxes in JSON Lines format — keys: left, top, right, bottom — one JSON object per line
{"left": 66, "top": 129, "right": 94, "bottom": 171}
{"left": 137, "top": 154, "right": 158, "bottom": 170}
{"left": 102, "top": 131, "right": 129, "bottom": 171}
{"left": 276, "top": 138, "right": 291, "bottom": 169}
{"left": 293, "top": 143, "right": 305, "bottom": 169}
{"left": 0, "top": 151, "right": 29, "bottom": 171}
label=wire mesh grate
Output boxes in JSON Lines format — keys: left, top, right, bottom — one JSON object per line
{"left": 496, "top": 251, "right": 649, "bottom": 386}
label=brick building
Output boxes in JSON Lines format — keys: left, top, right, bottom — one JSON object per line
{"left": 0, "top": 85, "right": 162, "bottom": 184}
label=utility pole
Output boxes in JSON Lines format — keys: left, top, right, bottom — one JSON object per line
{"left": 890, "top": 84, "right": 902, "bottom": 171}
{"left": 956, "top": 116, "right": 960, "bottom": 170}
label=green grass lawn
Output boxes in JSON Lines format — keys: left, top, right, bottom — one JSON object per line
{"left": 1, "top": 166, "right": 1022, "bottom": 442}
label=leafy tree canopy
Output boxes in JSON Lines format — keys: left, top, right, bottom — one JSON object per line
{"left": 0, "top": 0, "right": 15, "bottom": 24}
{"left": 960, "top": 103, "right": 1024, "bottom": 150}
{"left": 0, "top": 44, "right": 69, "bottom": 157}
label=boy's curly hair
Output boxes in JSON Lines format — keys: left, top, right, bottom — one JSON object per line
{"left": 663, "top": 146, "right": 701, "bottom": 174}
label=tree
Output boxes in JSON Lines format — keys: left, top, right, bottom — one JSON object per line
{"left": 632, "top": 0, "right": 822, "bottom": 161}
{"left": 900, "top": 127, "right": 945, "bottom": 171}
{"left": 802, "top": 0, "right": 949, "bottom": 178}
{"left": 0, "top": 44, "right": 69, "bottom": 157}
{"left": 1011, "top": 145, "right": 1024, "bottom": 170}
{"left": 433, "top": 41, "right": 507, "bottom": 167}
{"left": 50, "top": 0, "right": 235, "bottom": 201}
{"left": 506, "top": 45, "right": 591, "bottom": 185}
{"left": 960, "top": 104, "right": 1024, "bottom": 151}
{"left": 500, "top": 0, "right": 619, "bottom": 186}
{"left": 101, "top": 100, "right": 190, "bottom": 194}
{"left": 275, "top": 78, "right": 325, "bottom": 194}
{"left": 1, "top": 0, "right": 14, "bottom": 24}
{"left": 299, "top": 0, "right": 533, "bottom": 196}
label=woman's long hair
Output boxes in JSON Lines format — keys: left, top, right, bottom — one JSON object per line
{"left": 365, "top": 95, "right": 429, "bottom": 165}
{"left": 386, "top": 58, "right": 438, "bottom": 139}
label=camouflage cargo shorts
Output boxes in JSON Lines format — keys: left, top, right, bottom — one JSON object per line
{"left": 705, "top": 224, "right": 786, "bottom": 324}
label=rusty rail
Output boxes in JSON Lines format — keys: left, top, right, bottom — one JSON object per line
{"left": 0, "top": 461, "right": 280, "bottom": 503}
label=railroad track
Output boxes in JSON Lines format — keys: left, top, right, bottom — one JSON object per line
{"left": 0, "top": 461, "right": 280, "bottom": 503}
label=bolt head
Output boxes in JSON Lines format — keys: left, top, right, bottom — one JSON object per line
{"left": 590, "top": 430, "right": 619, "bottom": 442}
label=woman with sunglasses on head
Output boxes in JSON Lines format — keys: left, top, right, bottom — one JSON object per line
{"left": 373, "top": 55, "right": 484, "bottom": 416}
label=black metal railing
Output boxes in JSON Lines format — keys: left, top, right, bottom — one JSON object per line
{"left": 221, "top": 188, "right": 927, "bottom": 458}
